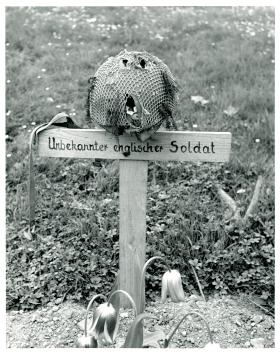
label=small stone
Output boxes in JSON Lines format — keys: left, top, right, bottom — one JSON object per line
{"left": 252, "top": 315, "right": 263, "bottom": 324}
{"left": 250, "top": 337, "right": 265, "bottom": 348}
{"left": 245, "top": 324, "right": 251, "bottom": 331}
{"left": 31, "top": 315, "right": 37, "bottom": 322}
{"left": 66, "top": 311, "right": 73, "bottom": 319}
{"left": 77, "top": 319, "right": 86, "bottom": 330}
{"left": 55, "top": 298, "right": 63, "bottom": 305}
{"left": 120, "top": 312, "right": 129, "bottom": 318}
{"left": 43, "top": 317, "right": 49, "bottom": 323}
{"left": 235, "top": 319, "right": 242, "bottom": 327}
{"left": 53, "top": 317, "right": 59, "bottom": 322}
{"left": 52, "top": 306, "right": 59, "bottom": 312}
{"left": 188, "top": 294, "right": 200, "bottom": 301}
{"left": 181, "top": 330, "right": 187, "bottom": 336}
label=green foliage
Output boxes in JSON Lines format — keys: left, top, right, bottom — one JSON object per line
{"left": 6, "top": 159, "right": 120, "bottom": 310}
{"left": 6, "top": 7, "right": 274, "bottom": 311}
{"left": 144, "top": 162, "right": 274, "bottom": 309}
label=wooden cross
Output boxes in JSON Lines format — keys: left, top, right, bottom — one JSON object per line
{"left": 35, "top": 127, "right": 231, "bottom": 312}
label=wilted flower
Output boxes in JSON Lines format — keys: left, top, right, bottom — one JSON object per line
{"left": 88, "top": 302, "right": 118, "bottom": 345}
{"left": 161, "top": 270, "right": 185, "bottom": 303}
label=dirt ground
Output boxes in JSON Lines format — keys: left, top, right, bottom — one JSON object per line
{"left": 6, "top": 294, "right": 274, "bottom": 348}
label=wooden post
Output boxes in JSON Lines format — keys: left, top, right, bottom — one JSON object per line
{"left": 119, "top": 160, "right": 148, "bottom": 311}
{"left": 35, "top": 127, "right": 232, "bottom": 311}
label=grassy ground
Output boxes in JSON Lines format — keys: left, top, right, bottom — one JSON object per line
{"left": 6, "top": 6, "right": 274, "bottom": 312}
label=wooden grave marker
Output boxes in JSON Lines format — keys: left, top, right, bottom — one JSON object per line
{"left": 35, "top": 127, "right": 231, "bottom": 312}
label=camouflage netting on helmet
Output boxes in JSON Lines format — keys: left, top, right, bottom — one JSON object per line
{"left": 87, "top": 50, "right": 179, "bottom": 142}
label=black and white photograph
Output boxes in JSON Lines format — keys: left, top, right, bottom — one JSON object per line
{"left": 4, "top": 2, "right": 276, "bottom": 350}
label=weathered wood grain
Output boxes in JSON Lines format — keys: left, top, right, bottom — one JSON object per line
{"left": 119, "top": 160, "right": 148, "bottom": 311}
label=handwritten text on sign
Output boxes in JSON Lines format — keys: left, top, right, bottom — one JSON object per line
{"left": 37, "top": 128, "right": 232, "bottom": 162}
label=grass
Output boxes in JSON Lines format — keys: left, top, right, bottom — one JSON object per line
{"left": 5, "top": 6, "right": 274, "bottom": 311}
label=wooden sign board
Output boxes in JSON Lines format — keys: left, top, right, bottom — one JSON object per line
{"left": 37, "top": 128, "right": 232, "bottom": 162}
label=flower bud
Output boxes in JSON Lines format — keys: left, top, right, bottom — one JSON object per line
{"left": 161, "top": 269, "right": 185, "bottom": 303}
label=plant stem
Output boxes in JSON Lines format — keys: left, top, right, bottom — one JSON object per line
{"left": 189, "top": 263, "right": 206, "bottom": 302}
{"left": 84, "top": 294, "right": 107, "bottom": 337}
{"left": 108, "top": 289, "right": 137, "bottom": 317}
{"left": 164, "top": 311, "right": 213, "bottom": 348}
{"left": 139, "top": 256, "right": 170, "bottom": 313}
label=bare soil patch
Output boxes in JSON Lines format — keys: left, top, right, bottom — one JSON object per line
{"left": 6, "top": 294, "right": 274, "bottom": 348}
